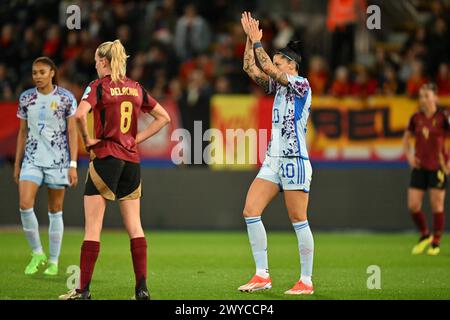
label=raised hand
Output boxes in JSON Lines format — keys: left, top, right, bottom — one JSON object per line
{"left": 247, "top": 15, "right": 263, "bottom": 44}
{"left": 241, "top": 12, "right": 250, "bottom": 35}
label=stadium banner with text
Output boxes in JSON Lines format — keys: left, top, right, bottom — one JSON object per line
{"left": 0, "top": 100, "right": 181, "bottom": 167}
{"left": 210, "top": 95, "right": 450, "bottom": 169}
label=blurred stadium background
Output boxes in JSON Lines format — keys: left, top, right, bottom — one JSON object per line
{"left": 1, "top": 0, "right": 450, "bottom": 231}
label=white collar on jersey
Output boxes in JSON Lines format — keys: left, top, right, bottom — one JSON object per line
{"left": 36, "top": 85, "right": 58, "bottom": 97}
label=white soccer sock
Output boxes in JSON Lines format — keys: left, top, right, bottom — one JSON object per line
{"left": 48, "top": 211, "right": 64, "bottom": 264}
{"left": 20, "top": 208, "right": 43, "bottom": 254}
{"left": 245, "top": 217, "right": 269, "bottom": 278}
{"left": 292, "top": 220, "right": 314, "bottom": 285}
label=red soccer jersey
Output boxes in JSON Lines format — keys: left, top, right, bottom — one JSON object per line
{"left": 81, "top": 75, "right": 157, "bottom": 163}
{"left": 407, "top": 110, "right": 450, "bottom": 170}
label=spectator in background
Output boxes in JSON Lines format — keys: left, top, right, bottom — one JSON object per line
{"left": 307, "top": 56, "right": 328, "bottom": 96}
{"left": 350, "top": 65, "right": 377, "bottom": 98}
{"left": 62, "top": 32, "right": 82, "bottom": 62}
{"left": 146, "top": 4, "right": 175, "bottom": 45}
{"left": 150, "top": 69, "right": 169, "bottom": 100}
{"left": 426, "top": 0, "right": 450, "bottom": 30}
{"left": 0, "top": 24, "right": 19, "bottom": 70}
{"left": 179, "top": 52, "right": 215, "bottom": 84}
{"left": 273, "top": 16, "right": 295, "bottom": 49}
{"left": 87, "top": 10, "right": 106, "bottom": 42}
{"left": 17, "top": 27, "right": 42, "bottom": 85}
{"left": 230, "top": 22, "right": 247, "bottom": 60}
{"left": 329, "top": 66, "right": 351, "bottom": 97}
{"left": 214, "top": 75, "right": 231, "bottom": 94}
{"left": 380, "top": 65, "right": 398, "bottom": 96}
{"left": 43, "top": 25, "right": 62, "bottom": 64}
{"left": 407, "top": 60, "right": 428, "bottom": 97}
{"left": 213, "top": 36, "right": 245, "bottom": 92}
{"left": 178, "top": 69, "right": 212, "bottom": 165}
{"left": 327, "top": 0, "right": 366, "bottom": 71}
{"left": 426, "top": 17, "right": 449, "bottom": 77}
{"left": 64, "top": 48, "right": 96, "bottom": 86}
{"left": 174, "top": 3, "right": 211, "bottom": 61}
{"left": 202, "top": 0, "right": 233, "bottom": 33}
{"left": 0, "top": 63, "right": 14, "bottom": 100}
{"left": 436, "top": 62, "right": 450, "bottom": 95}
{"left": 142, "top": 42, "right": 177, "bottom": 90}
{"left": 117, "top": 25, "right": 136, "bottom": 57}
{"left": 398, "top": 49, "right": 417, "bottom": 92}
{"left": 167, "top": 78, "right": 183, "bottom": 102}
{"left": 403, "top": 26, "right": 427, "bottom": 60}
{"left": 254, "top": 13, "right": 276, "bottom": 52}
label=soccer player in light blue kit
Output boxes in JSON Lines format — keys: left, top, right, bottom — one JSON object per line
{"left": 14, "top": 57, "right": 79, "bottom": 276}
{"left": 238, "top": 12, "right": 315, "bottom": 295}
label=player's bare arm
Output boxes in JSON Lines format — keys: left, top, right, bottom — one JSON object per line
{"left": 136, "top": 103, "right": 171, "bottom": 144}
{"left": 247, "top": 16, "right": 289, "bottom": 86}
{"left": 75, "top": 100, "right": 101, "bottom": 151}
{"left": 402, "top": 130, "right": 419, "bottom": 168}
{"left": 13, "top": 119, "right": 27, "bottom": 184}
{"left": 241, "top": 12, "right": 270, "bottom": 92}
{"left": 67, "top": 116, "right": 78, "bottom": 187}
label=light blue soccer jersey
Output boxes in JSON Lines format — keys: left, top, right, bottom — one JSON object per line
{"left": 267, "top": 74, "right": 311, "bottom": 158}
{"left": 17, "top": 86, "right": 77, "bottom": 169}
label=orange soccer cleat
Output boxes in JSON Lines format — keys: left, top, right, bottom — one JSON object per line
{"left": 284, "top": 280, "right": 314, "bottom": 295}
{"left": 238, "top": 274, "right": 272, "bottom": 293}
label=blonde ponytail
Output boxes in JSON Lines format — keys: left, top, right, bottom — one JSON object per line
{"left": 96, "top": 39, "right": 129, "bottom": 83}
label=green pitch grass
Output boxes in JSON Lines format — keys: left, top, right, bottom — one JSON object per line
{"left": 0, "top": 230, "right": 449, "bottom": 300}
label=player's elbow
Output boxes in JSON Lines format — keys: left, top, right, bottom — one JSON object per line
{"left": 260, "top": 65, "right": 271, "bottom": 75}
{"left": 163, "top": 113, "right": 171, "bottom": 125}
{"left": 157, "top": 112, "right": 171, "bottom": 126}
{"left": 74, "top": 110, "right": 85, "bottom": 123}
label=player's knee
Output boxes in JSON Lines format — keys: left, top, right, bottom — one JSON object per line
{"left": 84, "top": 227, "right": 101, "bottom": 241}
{"left": 431, "top": 203, "right": 444, "bottom": 213}
{"left": 243, "top": 204, "right": 261, "bottom": 218}
{"left": 408, "top": 202, "right": 421, "bottom": 213}
{"left": 19, "top": 200, "right": 34, "bottom": 211}
{"left": 48, "top": 203, "right": 63, "bottom": 213}
{"left": 127, "top": 226, "right": 144, "bottom": 238}
{"left": 289, "top": 214, "right": 307, "bottom": 223}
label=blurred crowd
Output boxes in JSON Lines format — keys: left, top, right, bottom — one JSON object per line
{"left": 0, "top": 0, "right": 450, "bottom": 107}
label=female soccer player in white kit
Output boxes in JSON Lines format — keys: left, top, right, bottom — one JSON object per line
{"left": 14, "top": 57, "right": 78, "bottom": 276}
{"left": 238, "top": 12, "right": 314, "bottom": 295}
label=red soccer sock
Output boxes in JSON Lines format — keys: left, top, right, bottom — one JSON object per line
{"left": 79, "top": 240, "right": 100, "bottom": 292}
{"left": 411, "top": 211, "right": 429, "bottom": 237}
{"left": 130, "top": 237, "right": 147, "bottom": 288}
{"left": 432, "top": 212, "right": 445, "bottom": 246}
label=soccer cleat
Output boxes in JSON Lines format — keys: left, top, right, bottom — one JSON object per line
{"left": 132, "top": 278, "right": 150, "bottom": 300}
{"left": 238, "top": 274, "right": 272, "bottom": 292}
{"left": 43, "top": 263, "right": 58, "bottom": 276}
{"left": 133, "top": 288, "right": 151, "bottom": 300}
{"left": 427, "top": 244, "right": 440, "bottom": 256}
{"left": 24, "top": 252, "right": 47, "bottom": 275}
{"left": 59, "top": 289, "right": 91, "bottom": 300}
{"left": 284, "top": 280, "right": 314, "bottom": 295}
{"left": 411, "top": 235, "right": 432, "bottom": 255}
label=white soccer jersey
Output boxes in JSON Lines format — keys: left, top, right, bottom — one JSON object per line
{"left": 17, "top": 86, "right": 77, "bottom": 169}
{"left": 266, "top": 74, "right": 311, "bottom": 158}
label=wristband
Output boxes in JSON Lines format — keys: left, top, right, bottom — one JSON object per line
{"left": 253, "top": 42, "right": 263, "bottom": 49}
{"left": 69, "top": 161, "right": 77, "bottom": 168}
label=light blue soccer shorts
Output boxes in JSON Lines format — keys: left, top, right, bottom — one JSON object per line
{"left": 256, "top": 154, "right": 312, "bottom": 192}
{"left": 19, "top": 162, "right": 69, "bottom": 189}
